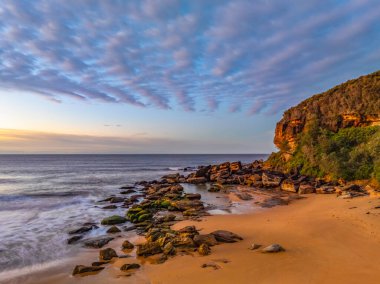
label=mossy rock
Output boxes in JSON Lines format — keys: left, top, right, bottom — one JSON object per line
{"left": 101, "top": 215, "right": 127, "bottom": 225}
{"left": 138, "top": 213, "right": 152, "bottom": 222}
{"left": 160, "top": 200, "right": 171, "bottom": 208}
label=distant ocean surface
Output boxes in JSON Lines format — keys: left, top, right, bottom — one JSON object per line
{"left": 0, "top": 154, "right": 267, "bottom": 278}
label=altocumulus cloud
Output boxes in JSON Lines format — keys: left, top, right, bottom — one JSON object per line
{"left": 0, "top": 0, "right": 380, "bottom": 114}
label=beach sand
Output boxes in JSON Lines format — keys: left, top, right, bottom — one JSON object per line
{"left": 15, "top": 194, "right": 380, "bottom": 284}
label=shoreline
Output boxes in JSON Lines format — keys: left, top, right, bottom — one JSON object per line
{"left": 12, "top": 193, "right": 380, "bottom": 284}
{"left": 2, "top": 159, "right": 380, "bottom": 284}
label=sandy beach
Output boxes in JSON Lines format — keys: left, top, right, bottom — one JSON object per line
{"left": 16, "top": 193, "right": 380, "bottom": 284}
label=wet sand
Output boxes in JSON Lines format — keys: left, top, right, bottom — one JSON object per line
{"left": 9, "top": 194, "right": 380, "bottom": 284}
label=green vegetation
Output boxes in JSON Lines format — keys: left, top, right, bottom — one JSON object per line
{"left": 268, "top": 125, "right": 380, "bottom": 182}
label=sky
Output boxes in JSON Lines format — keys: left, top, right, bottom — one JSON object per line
{"left": 0, "top": 0, "right": 380, "bottom": 154}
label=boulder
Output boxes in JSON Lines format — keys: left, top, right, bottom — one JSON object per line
{"left": 110, "top": 197, "right": 125, "bottom": 203}
{"left": 298, "top": 183, "right": 315, "bottom": 194}
{"left": 67, "top": 235, "right": 83, "bottom": 244}
{"left": 120, "top": 263, "right": 140, "bottom": 271}
{"left": 262, "top": 172, "right": 283, "bottom": 187}
{"left": 230, "top": 161, "right": 242, "bottom": 173}
{"left": 72, "top": 265, "right": 104, "bottom": 275}
{"left": 211, "top": 230, "right": 243, "bottom": 243}
{"left": 102, "top": 205, "right": 117, "bottom": 209}
{"left": 68, "top": 225, "right": 95, "bottom": 235}
{"left": 198, "top": 244, "right": 211, "bottom": 256}
{"left": 195, "top": 165, "right": 211, "bottom": 178}
{"left": 91, "top": 261, "right": 109, "bottom": 266}
{"left": 101, "top": 215, "right": 127, "bottom": 225}
{"left": 261, "top": 244, "right": 285, "bottom": 253}
{"left": 172, "top": 235, "right": 196, "bottom": 249}
{"left": 83, "top": 236, "right": 114, "bottom": 248}
{"left": 171, "top": 200, "right": 204, "bottom": 211}
{"left": 106, "top": 225, "right": 121, "bottom": 233}
{"left": 163, "top": 242, "right": 176, "bottom": 255}
{"left": 120, "top": 189, "right": 136, "bottom": 194}
{"left": 99, "top": 248, "right": 118, "bottom": 261}
{"left": 193, "top": 234, "right": 218, "bottom": 247}
{"left": 122, "top": 240, "right": 134, "bottom": 250}
{"left": 136, "top": 241, "right": 163, "bottom": 256}
{"left": 280, "top": 179, "right": 299, "bottom": 193}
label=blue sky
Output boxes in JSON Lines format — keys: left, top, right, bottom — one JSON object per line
{"left": 0, "top": 0, "right": 380, "bottom": 153}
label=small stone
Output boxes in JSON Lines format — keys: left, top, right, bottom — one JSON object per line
{"left": 120, "top": 263, "right": 140, "bottom": 271}
{"left": 198, "top": 244, "right": 211, "bottom": 256}
{"left": 99, "top": 248, "right": 118, "bottom": 261}
{"left": 106, "top": 225, "right": 121, "bottom": 233}
{"left": 122, "top": 240, "right": 134, "bottom": 250}
{"left": 249, "top": 243, "right": 261, "bottom": 250}
{"left": 68, "top": 225, "right": 94, "bottom": 235}
{"left": 211, "top": 230, "right": 243, "bottom": 243}
{"left": 201, "top": 262, "right": 221, "bottom": 270}
{"left": 261, "top": 244, "right": 285, "bottom": 253}
{"left": 72, "top": 265, "right": 104, "bottom": 275}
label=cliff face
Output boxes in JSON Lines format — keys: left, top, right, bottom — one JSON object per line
{"left": 274, "top": 71, "right": 380, "bottom": 153}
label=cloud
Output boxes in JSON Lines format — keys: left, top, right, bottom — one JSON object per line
{"left": 0, "top": 0, "right": 380, "bottom": 114}
{"left": 0, "top": 128, "right": 253, "bottom": 154}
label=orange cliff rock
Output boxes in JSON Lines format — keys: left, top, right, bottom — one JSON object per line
{"left": 274, "top": 71, "right": 380, "bottom": 153}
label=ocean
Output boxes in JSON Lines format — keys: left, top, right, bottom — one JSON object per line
{"left": 0, "top": 154, "right": 267, "bottom": 279}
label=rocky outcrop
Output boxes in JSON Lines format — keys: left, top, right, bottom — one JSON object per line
{"left": 274, "top": 71, "right": 380, "bottom": 153}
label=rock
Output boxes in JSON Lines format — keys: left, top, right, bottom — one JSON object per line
{"left": 68, "top": 225, "right": 94, "bottom": 235}
{"left": 172, "top": 235, "right": 196, "bottom": 249}
{"left": 171, "top": 200, "right": 204, "bottom": 211}
{"left": 235, "top": 192, "right": 252, "bottom": 200}
{"left": 72, "top": 265, "right": 104, "bottom": 275}
{"left": 102, "top": 205, "right": 117, "bottom": 209}
{"left": 249, "top": 243, "right": 261, "bottom": 250}
{"left": 120, "top": 189, "right": 136, "bottom": 194}
{"left": 262, "top": 172, "right": 283, "bottom": 187}
{"left": 298, "top": 183, "right": 315, "bottom": 194}
{"left": 195, "top": 165, "right": 211, "bottom": 178}
{"left": 106, "top": 225, "right": 121, "bottom": 233}
{"left": 92, "top": 261, "right": 109, "bottom": 266}
{"left": 120, "top": 263, "right": 140, "bottom": 271}
{"left": 183, "top": 208, "right": 200, "bottom": 216}
{"left": 211, "top": 230, "right": 243, "bottom": 243}
{"left": 185, "top": 193, "right": 202, "bottom": 200}
{"left": 198, "top": 244, "right": 211, "bottom": 256}
{"left": 193, "top": 234, "right": 218, "bottom": 246}
{"left": 120, "top": 186, "right": 135, "bottom": 190}
{"left": 136, "top": 241, "right": 163, "bottom": 256}
{"left": 187, "top": 177, "right": 207, "bottom": 184}
{"left": 261, "top": 244, "right": 285, "bottom": 253}
{"left": 110, "top": 197, "right": 124, "bottom": 203}
{"left": 163, "top": 242, "right": 176, "bottom": 255}
{"left": 201, "top": 262, "right": 221, "bottom": 270}
{"left": 83, "top": 236, "right": 114, "bottom": 248}
{"left": 123, "top": 225, "right": 137, "bottom": 231}
{"left": 99, "top": 248, "right": 118, "bottom": 261}
{"left": 316, "top": 186, "right": 336, "bottom": 194}
{"left": 67, "top": 235, "right": 83, "bottom": 244}
{"left": 101, "top": 215, "right": 127, "bottom": 225}
{"left": 280, "top": 179, "right": 299, "bottom": 193}
{"left": 230, "top": 161, "right": 242, "bottom": 173}
{"left": 122, "top": 240, "right": 134, "bottom": 250}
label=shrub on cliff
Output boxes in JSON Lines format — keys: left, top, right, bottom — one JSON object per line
{"left": 268, "top": 126, "right": 380, "bottom": 182}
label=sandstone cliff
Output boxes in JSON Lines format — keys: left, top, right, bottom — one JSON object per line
{"left": 274, "top": 71, "right": 380, "bottom": 153}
